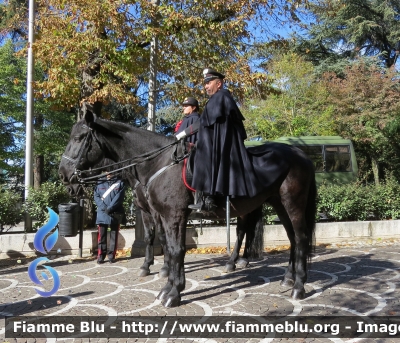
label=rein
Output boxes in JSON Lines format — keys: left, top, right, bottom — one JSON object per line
{"left": 62, "top": 123, "right": 188, "bottom": 187}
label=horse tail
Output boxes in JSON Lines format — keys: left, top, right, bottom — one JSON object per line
{"left": 248, "top": 206, "right": 264, "bottom": 259}
{"left": 305, "top": 174, "right": 317, "bottom": 261}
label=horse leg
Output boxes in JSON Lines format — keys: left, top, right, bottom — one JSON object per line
{"left": 224, "top": 216, "right": 246, "bottom": 272}
{"left": 290, "top": 217, "right": 309, "bottom": 300}
{"left": 156, "top": 215, "right": 186, "bottom": 308}
{"left": 269, "top": 197, "right": 296, "bottom": 288}
{"left": 239, "top": 206, "right": 264, "bottom": 268}
{"left": 157, "top": 225, "right": 169, "bottom": 278}
{"left": 138, "top": 212, "right": 155, "bottom": 277}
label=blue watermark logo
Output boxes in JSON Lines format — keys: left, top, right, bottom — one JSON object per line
{"left": 28, "top": 207, "right": 60, "bottom": 297}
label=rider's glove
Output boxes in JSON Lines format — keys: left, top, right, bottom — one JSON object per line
{"left": 175, "top": 131, "right": 186, "bottom": 140}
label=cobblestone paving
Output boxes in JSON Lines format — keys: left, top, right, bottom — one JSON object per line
{"left": 2, "top": 242, "right": 400, "bottom": 342}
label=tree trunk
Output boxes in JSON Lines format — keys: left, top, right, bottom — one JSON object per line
{"left": 371, "top": 156, "right": 380, "bottom": 185}
{"left": 77, "top": 43, "right": 104, "bottom": 121}
{"left": 34, "top": 155, "right": 44, "bottom": 189}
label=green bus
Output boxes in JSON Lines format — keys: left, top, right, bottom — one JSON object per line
{"left": 246, "top": 136, "right": 358, "bottom": 185}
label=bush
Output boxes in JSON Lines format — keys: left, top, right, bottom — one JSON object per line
{"left": 24, "top": 182, "right": 71, "bottom": 230}
{"left": 0, "top": 189, "right": 23, "bottom": 231}
{"left": 317, "top": 177, "right": 400, "bottom": 221}
{"left": 263, "top": 177, "right": 400, "bottom": 223}
{"left": 123, "top": 188, "right": 136, "bottom": 225}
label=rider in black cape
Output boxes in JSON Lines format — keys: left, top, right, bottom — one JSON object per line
{"left": 176, "top": 68, "right": 289, "bottom": 212}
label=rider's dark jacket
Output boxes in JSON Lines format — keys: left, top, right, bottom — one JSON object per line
{"left": 94, "top": 176, "right": 125, "bottom": 225}
{"left": 191, "top": 88, "right": 288, "bottom": 198}
{"left": 175, "top": 112, "right": 200, "bottom": 144}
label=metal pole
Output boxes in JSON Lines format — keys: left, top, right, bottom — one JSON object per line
{"left": 79, "top": 199, "right": 85, "bottom": 258}
{"left": 24, "top": 0, "right": 35, "bottom": 232}
{"left": 226, "top": 196, "right": 230, "bottom": 254}
{"left": 147, "top": 0, "right": 159, "bottom": 132}
{"left": 132, "top": 0, "right": 160, "bottom": 255}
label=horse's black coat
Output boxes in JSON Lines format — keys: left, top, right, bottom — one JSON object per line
{"left": 59, "top": 113, "right": 317, "bottom": 308}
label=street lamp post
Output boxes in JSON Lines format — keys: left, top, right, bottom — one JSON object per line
{"left": 24, "top": 0, "right": 35, "bottom": 232}
{"left": 147, "top": 0, "right": 159, "bottom": 133}
{"left": 132, "top": 0, "right": 162, "bottom": 256}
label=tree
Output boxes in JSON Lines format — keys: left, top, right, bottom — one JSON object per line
{"left": 242, "top": 53, "right": 335, "bottom": 140}
{"left": 322, "top": 58, "right": 400, "bottom": 184}
{"left": 0, "top": 0, "right": 310, "bottom": 116}
{"left": 0, "top": 0, "right": 28, "bottom": 42}
{"left": 0, "top": 39, "right": 26, "bottom": 189}
{"left": 0, "top": 39, "right": 74, "bottom": 188}
{"left": 292, "top": 0, "right": 400, "bottom": 74}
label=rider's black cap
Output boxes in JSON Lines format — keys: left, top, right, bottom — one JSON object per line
{"left": 203, "top": 68, "right": 225, "bottom": 83}
{"left": 182, "top": 97, "right": 199, "bottom": 108}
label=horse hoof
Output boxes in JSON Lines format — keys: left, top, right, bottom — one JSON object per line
{"left": 236, "top": 258, "right": 249, "bottom": 269}
{"left": 159, "top": 267, "right": 169, "bottom": 278}
{"left": 280, "top": 278, "right": 294, "bottom": 288}
{"left": 138, "top": 268, "right": 150, "bottom": 277}
{"left": 224, "top": 263, "right": 236, "bottom": 273}
{"left": 162, "top": 295, "right": 181, "bottom": 308}
{"left": 156, "top": 290, "right": 169, "bottom": 301}
{"left": 291, "top": 288, "right": 305, "bottom": 300}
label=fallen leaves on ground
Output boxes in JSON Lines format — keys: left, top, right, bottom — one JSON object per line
{"left": 115, "top": 248, "right": 132, "bottom": 258}
{"left": 186, "top": 247, "right": 230, "bottom": 254}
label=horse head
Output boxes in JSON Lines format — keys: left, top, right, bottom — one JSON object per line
{"left": 58, "top": 104, "right": 106, "bottom": 197}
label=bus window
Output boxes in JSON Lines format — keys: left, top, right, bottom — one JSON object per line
{"left": 324, "top": 145, "right": 352, "bottom": 172}
{"left": 297, "top": 146, "right": 324, "bottom": 172}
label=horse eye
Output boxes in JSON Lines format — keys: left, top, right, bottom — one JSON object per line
{"left": 74, "top": 136, "right": 81, "bottom": 142}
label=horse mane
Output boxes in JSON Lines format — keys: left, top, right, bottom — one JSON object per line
{"left": 92, "top": 117, "right": 175, "bottom": 145}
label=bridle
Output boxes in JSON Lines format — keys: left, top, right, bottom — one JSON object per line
{"left": 62, "top": 124, "right": 93, "bottom": 166}
{"left": 61, "top": 123, "right": 189, "bottom": 188}
{"left": 61, "top": 124, "right": 102, "bottom": 184}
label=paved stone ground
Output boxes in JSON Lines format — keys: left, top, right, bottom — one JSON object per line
{"left": 2, "top": 241, "right": 400, "bottom": 342}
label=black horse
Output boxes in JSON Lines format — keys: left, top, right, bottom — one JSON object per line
{"left": 58, "top": 111, "right": 317, "bottom": 308}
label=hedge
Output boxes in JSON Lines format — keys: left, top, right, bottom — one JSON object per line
{"left": 0, "top": 189, "right": 23, "bottom": 231}
{"left": 2, "top": 178, "right": 400, "bottom": 231}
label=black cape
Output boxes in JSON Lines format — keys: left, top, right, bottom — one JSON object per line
{"left": 191, "top": 89, "right": 289, "bottom": 198}
{"left": 175, "top": 112, "right": 200, "bottom": 144}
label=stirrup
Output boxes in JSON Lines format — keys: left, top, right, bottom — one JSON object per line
{"left": 188, "top": 197, "right": 217, "bottom": 213}
{"left": 188, "top": 202, "right": 204, "bottom": 211}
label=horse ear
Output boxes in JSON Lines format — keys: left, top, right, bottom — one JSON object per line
{"left": 82, "top": 102, "right": 97, "bottom": 126}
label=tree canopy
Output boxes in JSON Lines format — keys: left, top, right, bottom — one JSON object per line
{"left": 0, "top": 39, "right": 26, "bottom": 185}
{"left": 292, "top": 0, "right": 400, "bottom": 74}
{"left": 322, "top": 58, "right": 400, "bottom": 183}
{"left": 1, "top": 0, "right": 309, "bottom": 114}
{"left": 242, "top": 53, "right": 335, "bottom": 140}
{"left": 0, "top": 39, "right": 74, "bottom": 189}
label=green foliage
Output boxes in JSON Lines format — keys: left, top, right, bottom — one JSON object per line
{"left": 123, "top": 188, "right": 136, "bottom": 226}
{"left": 0, "top": 40, "right": 26, "bottom": 179}
{"left": 0, "top": 189, "right": 23, "bottom": 230}
{"left": 316, "top": 177, "right": 400, "bottom": 222}
{"left": 242, "top": 53, "right": 336, "bottom": 140}
{"left": 293, "top": 0, "right": 400, "bottom": 70}
{"left": 0, "top": 39, "right": 75, "bottom": 188}
{"left": 24, "top": 182, "right": 71, "bottom": 230}
{"left": 322, "top": 58, "right": 400, "bottom": 184}
{"left": 263, "top": 177, "right": 400, "bottom": 223}
{"left": 262, "top": 204, "right": 279, "bottom": 225}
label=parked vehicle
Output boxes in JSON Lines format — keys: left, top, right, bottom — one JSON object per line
{"left": 246, "top": 136, "right": 358, "bottom": 185}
